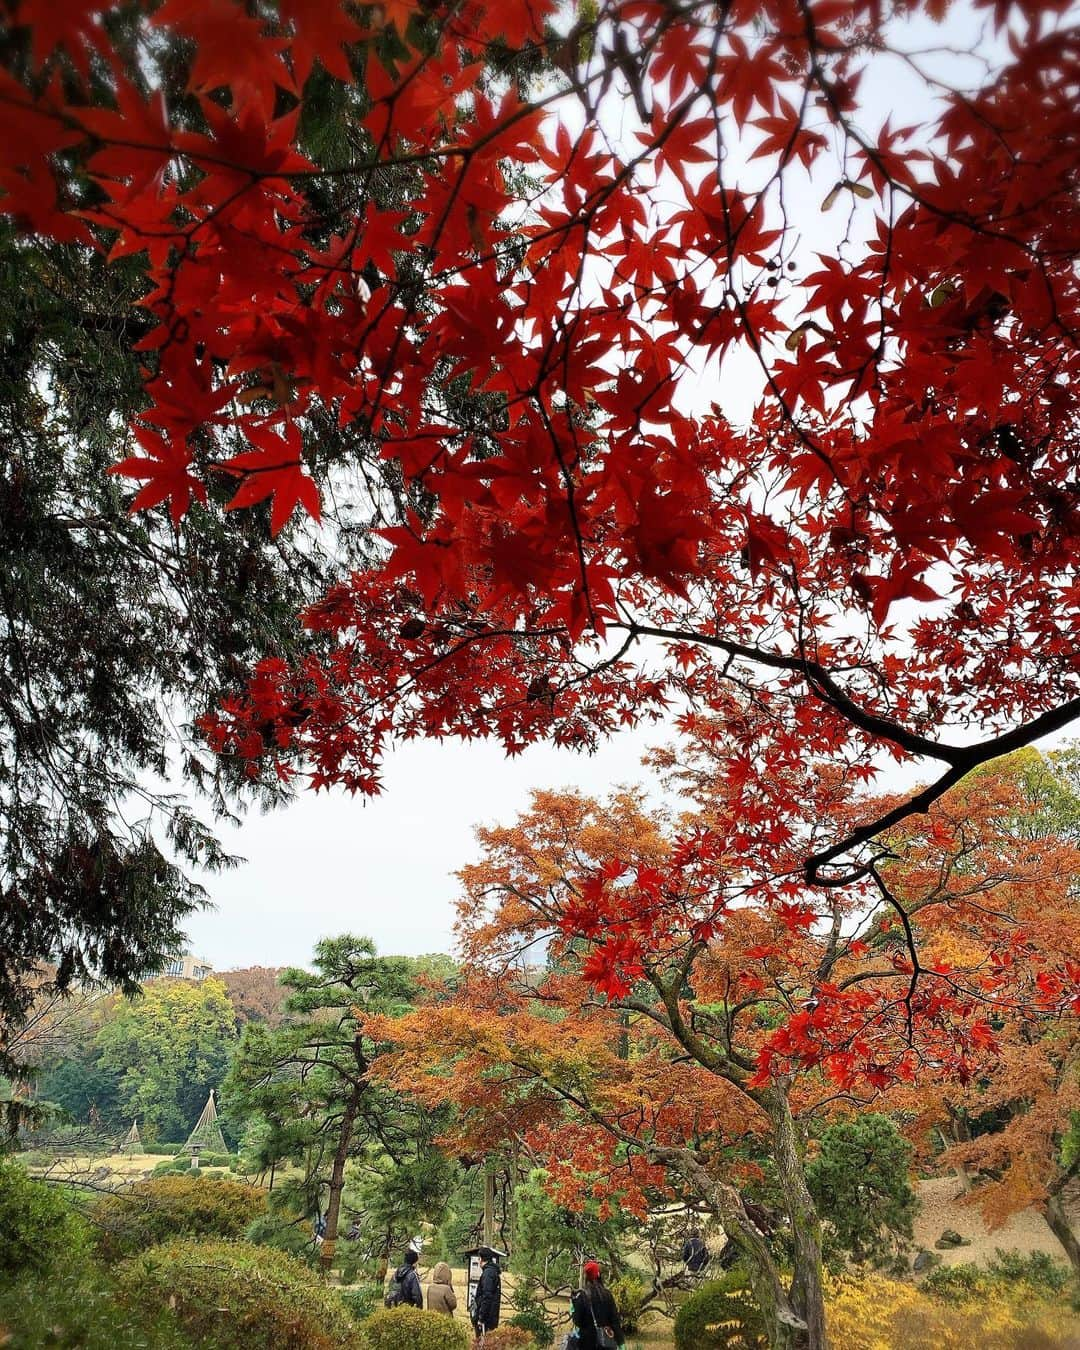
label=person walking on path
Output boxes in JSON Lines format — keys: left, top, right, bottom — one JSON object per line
{"left": 472, "top": 1246, "right": 502, "bottom": 1338}
{"left": 388, "top": 1247, "right": 424, "bottom": 1308}
{"left": 428, "top": 1261, "right": 458, "bottom": 1315}
{"left": 569, "top": 1260, "right": 624, "bottom": 1349}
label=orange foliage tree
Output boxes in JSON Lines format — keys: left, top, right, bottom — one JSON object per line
{"left": 370, "top": 735, "right": 1080, "bottom": 1346}
{"left": 878, "top": 749, "right": 1080, "bottom": 1275}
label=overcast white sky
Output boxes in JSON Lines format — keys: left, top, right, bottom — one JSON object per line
{"left": 183, "top": 1, "right": 1062, "bottom": 974}
{"left": 183, "top": 727, "right": 664, "bottom": 969}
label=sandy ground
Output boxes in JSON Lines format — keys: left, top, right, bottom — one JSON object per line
{"left": 912, "top": 1175, "right": 1067, "bottom": 1267}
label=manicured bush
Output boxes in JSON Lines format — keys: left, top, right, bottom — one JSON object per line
{"left": 359, "top": 1305, "right": 471, "bottom": 1350}
{"left": 116, "top": 1239, "right": 358, "bottom": 1349}
{"left": 673, "top": 1272, "right": 766, "bottom": 1349}
{"left": 0, "top": 1264, "right": 192, "bottom": 1350}
{"left": 143, "top": 1143, "right": 182, "bottom": 1156}
{"left": 92, "top": 1173, "right": 265, "bottom": 1259}
{"left": 0, "top": 1155, "right": 88, "bottom": 1277}
{"left": 609, "top": 1273, "right": 647, "bottom": 1334}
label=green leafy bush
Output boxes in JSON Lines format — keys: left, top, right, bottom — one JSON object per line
{"left": 508, "top": 1300, "right": 555, "bottom": 1347}
{"left": 922, "top": 1262, "right": 987, "bottom": 1301}
{"left": 359, "top": 1306, "right": 471, "bottom": 1350}
{"left": 143, "top": 1143, "right": 182, "bottom": 1156}
{"left": 92, "top": 1173, "right": 265, "bottom": 1259}
{"left": 923, "top": 1251, "right": 1072, "bottom": 1306}
{"left": 116, "top": 1239, "right": 358, "bottom": 1349}
{"left": 340, "top": 1282, "right": 385, "bottom": 1322}
{"left": 244, "top": 1209, "right": 316, "bottom": 1259}
{"left": 987, "top": 1249, "right": 1071, "bottom": 1297}
{"left": 609, "top": 1273, "right": 648, "bottom": 1334}
{"left": 0, "top": 1156, "right": 88, "bottom": 1277}
{"left": 673, "top": 1272, "right": 767, "bottom": 1350}
{"left": 0, "top": 1264, "right": 191, "bottom": 1350}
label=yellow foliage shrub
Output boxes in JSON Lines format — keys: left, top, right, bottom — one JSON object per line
{"left": 826, "top": 1273, "right": 1080, "bottom": 1350}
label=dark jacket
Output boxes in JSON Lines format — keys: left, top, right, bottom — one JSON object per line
{"left": 571, "top": 1283, "right": 623, "bottom": 1349}
{"left": 392, "top": 1263, "right": 423, "bottom": 1309}
{"left": 473, "top": 1260, "right": 501, "bottom": 1331}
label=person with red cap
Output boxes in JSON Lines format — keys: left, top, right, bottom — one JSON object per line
{"left": 568, "top": 1259, "right": 624, "bottom": 1349}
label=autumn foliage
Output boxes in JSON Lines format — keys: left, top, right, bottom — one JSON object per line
{"left": 4, "top": 3, "right": 1080, "bottom": 1341}
{"left": 2, "top": 0, "right": 1077, "bottom": 820}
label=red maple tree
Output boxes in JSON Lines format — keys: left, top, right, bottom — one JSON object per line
{"left": 3, "top": 4, "right": 1080, "bottom": 1341}
{"left": 367, "top": 745, "right": 1080, "bottom": 1345}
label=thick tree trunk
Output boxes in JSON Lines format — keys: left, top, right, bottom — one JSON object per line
{"left": 665, "top": 1148, "right": 812, "bottom": 1350}
{"left": 1044, "top": 1191, "right": 1080, "bottom": 1280}
{"left": 318, "top": 1092, "right": 360, "bottom": 1273}
{"left": 764, "top": 1086, "right": 828, "bottom": 1350}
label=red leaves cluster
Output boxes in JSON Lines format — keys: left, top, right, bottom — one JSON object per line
{"left": 6, "top": 0, "right": 1080, "bottom": 1096}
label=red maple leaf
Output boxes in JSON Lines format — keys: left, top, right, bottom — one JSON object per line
{"left": 220, "top": 422, "right": 321, "bottom": 536}
{"left": 108, "top": 427, "right": 207, "bottom": 528}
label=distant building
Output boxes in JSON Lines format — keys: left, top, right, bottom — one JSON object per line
{"left": 163, "top": 953, "right": 213, "bottom": 981}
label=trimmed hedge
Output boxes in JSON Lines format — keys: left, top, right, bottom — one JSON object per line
{"left": 359, "top": 1306, "right": 472, "bottom": 1350}
{"left": 92, "top": 1173, "right": 265, "bottom": 1259}
{"left": 0, "top": 1265, "right": 191, "bottom": 1350}
{"left": 116, "top": 1239, "right": 358, "bottom": 1349}
{"left": 0, "top": 1156, "right": 88, "bottom": 1278}
{"left": 673, "top": 1272, "right": 767, "bottom": 1349}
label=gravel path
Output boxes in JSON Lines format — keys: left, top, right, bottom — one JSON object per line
{"left": 912, "top": 1176, "right": 1068, "bottom": 1267}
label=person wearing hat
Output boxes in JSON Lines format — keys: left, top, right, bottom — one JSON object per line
{"left": 427, "top": 1261, "right": 458, "bottom": 1316}
{"left": 569, "top": 1260, "right": 624, "bottom": 1349}
{"left": 472, "top": 1246, "right": 502, "bottom": 1337}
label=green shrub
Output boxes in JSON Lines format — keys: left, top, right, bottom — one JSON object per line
{"left": 340, "top": 1282, "right": 384, "bottom": 1322}
{"left": 922, "top": 1262, "right": 988, "bottom": 1302}
{"left": 152, "top": 1156, "right": 189, "bottom": 1176}
{"left": 143, "top": 1143, "right": 182, "bottom": 1156}
{"left": 0, "top": 1156, "right": 88, "bottom": 1277}
{"left": 359, "top": 1305, "right": 471, "bottom": 1350}
{"left": 987, "top": 1249, "right": 1071, "bottom": 1297}
{"left": 508, "top": 1300, "right": 555, "bottom": 1347}
{"left": 609, "top": 1273, "right": 648, "bottom": 1334}
{"left": 673, "top": 1272, "right": 767, "bottom": 1349}
{"left": 244, "top": 1209, "right": 316, "bottom": 1259}
{"left": 117, "top": 1239, "right": 357, "bottom": 1349}
{"left": 0, "top": 1263, "right": 192, "bottom": 1350}
{"left": 92, "top": 1173, "right": 265, "bottom": 1259}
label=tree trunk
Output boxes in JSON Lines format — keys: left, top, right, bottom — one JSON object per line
{"left": 1044, "top": 1191, "right": 1080, "bottom": 1280}
{"left": 666, "top": 1148, "right": 811, "bottom": 1350}
{"left": 483, "top": 1158, "right": 496, "bottom": 1246}
{"left": 318, "top": 1092, "right": 360, "bottom": 1273}
{"left": 764, "top": 1086, "right": 828, "bottom": 1349}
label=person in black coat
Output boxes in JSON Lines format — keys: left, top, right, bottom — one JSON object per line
{"left": 570, "top": 1261, "right": 624, "bottom": 1349}
{"left": 389, "top": 1247, "right": 424, "bottom": 1308}
{"left": 473, "top": 1246, "right": 502, "bottom": 1333}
